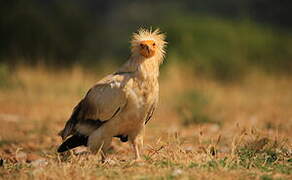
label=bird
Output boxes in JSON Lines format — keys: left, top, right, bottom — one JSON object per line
{"left": 57, "top": 28, "right": 167, "bottom": 161}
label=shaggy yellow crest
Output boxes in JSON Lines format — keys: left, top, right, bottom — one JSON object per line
{"left": 131, "top": 28, "right": 167, "bottom": 64}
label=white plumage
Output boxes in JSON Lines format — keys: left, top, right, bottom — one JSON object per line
{"left": 58, "top": 28, "right": 167, "bottom": 161}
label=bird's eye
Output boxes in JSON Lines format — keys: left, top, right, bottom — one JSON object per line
{"left": 153, "top": 43, "right": 156, "bottom": 46}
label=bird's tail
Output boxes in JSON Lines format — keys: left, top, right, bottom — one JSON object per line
{"left": 58, "top": 122, "right": 75, "bottom": 140}
{"left": 58, "top": 101, "right": 82, "bottom": 140}
{"left": 57, "top": 134, "right": 88, "bottom": 153}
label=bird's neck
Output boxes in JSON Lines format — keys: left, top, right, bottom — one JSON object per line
{"left": 119, "top": 55, "right": 161, "bottom": 80}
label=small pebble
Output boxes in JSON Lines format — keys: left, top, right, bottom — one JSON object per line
{"left": 31, "top": 159, "right": 48, "bottom": 167}
{"left": 16, "top": 152, "right": 27, "bottom": 163}
{"left": 184, "top": 146, "right": 193, "bottom": 153}
{"left": 172, "top": 169, "right": 183, "bottom": 176}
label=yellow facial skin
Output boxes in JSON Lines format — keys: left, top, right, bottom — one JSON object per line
{"left": 139, "top": 40, "right": 156, "bottom": 58}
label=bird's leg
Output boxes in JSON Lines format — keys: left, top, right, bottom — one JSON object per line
{"left": 131, "top": 138, "right": 141, "bottom": 161}
{"left": 100, "top": 149, "right": 107, "bottom": 163}
{"left": 129, "top": 128, "right": 145, "bottom": 161}
{"left": 100, "top": 138, "right": 112, "bottom": 163}
{"left": 139, "top": 127, "right": 145, "bottom": 149}
{"left": 88, "top": 128, "right": 112, "bottom": 162}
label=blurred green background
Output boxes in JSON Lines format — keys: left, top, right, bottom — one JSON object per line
{"left": 1, "top": 0, "right": 292, "bottom": 81}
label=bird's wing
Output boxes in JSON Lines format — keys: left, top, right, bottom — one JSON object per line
{"left": 81, "top": 81, "right": 127, "bottom": 121}
{"left": 59, "top": 74, "right": 128, "bottom": 139}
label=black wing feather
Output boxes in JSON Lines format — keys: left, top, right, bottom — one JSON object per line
{"left": 145, "top": 104, "right": 156, "bottom": 125}
{"left": 57, "top": 134, "right": 88, "bottom": 153}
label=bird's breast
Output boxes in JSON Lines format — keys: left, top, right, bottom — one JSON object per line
{"left": 115, "top": 78, "right": 158, "bottom": 135}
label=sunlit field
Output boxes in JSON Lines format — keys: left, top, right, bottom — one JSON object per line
{"left": 0, "top": 64, "right": 291, "bottom": 179}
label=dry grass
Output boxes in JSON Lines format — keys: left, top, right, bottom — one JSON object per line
{"left": 0, "top": 64, "right": 291, "bottom": 180}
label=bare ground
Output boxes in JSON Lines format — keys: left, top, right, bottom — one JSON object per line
{"left": 0, "top": 64, "right": 291, "bottom": 179}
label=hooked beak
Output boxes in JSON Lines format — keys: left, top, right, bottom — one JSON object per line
{"left": 139, "top": 41, "right": 155, "bottom": 58}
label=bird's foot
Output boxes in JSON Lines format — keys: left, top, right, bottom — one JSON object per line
{"left": 101, "top": 158, "right": 117, "bottom": 165}
{"left": 129, "top": 157, "right": 144, "bottom": 166}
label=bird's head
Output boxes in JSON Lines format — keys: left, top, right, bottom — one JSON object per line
{"left": 131, "top": 28, "right": 167, "bottom": 63}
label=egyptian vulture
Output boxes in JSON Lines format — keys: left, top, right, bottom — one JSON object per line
{"left": 58, "top": 28, "right": 167, "bottom": 161}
